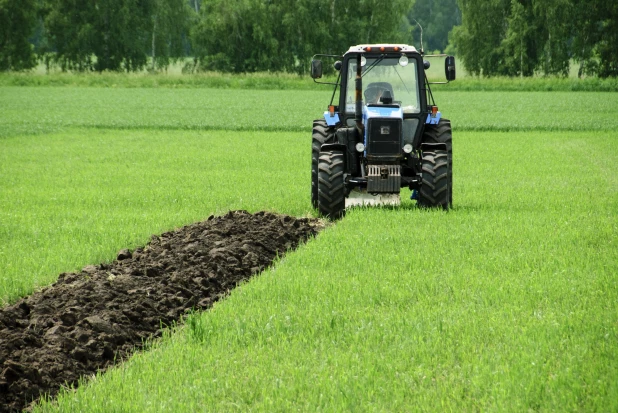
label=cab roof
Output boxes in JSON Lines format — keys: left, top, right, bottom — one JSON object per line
{"left": 345, "top": 44, "right": 418, "bottom": 54}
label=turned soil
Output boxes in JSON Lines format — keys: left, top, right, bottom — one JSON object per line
{"left": 0, "top": 211, "right": 321, "bottom": 412}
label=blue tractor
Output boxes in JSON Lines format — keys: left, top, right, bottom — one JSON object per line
{"left": 310, "top": 44, "right": 456, "bottom": 218}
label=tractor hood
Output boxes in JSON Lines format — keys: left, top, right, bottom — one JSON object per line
{"left": 363, "top": 105, "right": 403, "bottom": 123}
{"left": 362, "top": 105, "right": 404, "bottom": 161}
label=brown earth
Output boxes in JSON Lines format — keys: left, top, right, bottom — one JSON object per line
{"left": 0, "top": 210, "right": 322, "bottom": 412}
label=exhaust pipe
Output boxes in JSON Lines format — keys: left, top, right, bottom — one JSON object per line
{"left": 355, "top": 53, "right": 363, "bottom": 133}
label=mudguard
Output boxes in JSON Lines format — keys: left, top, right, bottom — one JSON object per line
{"left": 425, "top": 111, "right": 442, "bottom": 125}
{"left": 323, "top": 111, "right": 340, "bottom": 126}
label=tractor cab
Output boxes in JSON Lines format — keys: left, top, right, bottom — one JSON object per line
{"left": 310, "top": 44, "right": 455, "bottom": 218}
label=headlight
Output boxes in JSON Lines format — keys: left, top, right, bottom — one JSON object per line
{"left": 355, "top": 142, "right": 365, "bottom": 152}
{"left": 403, "top": 144, "right": 413, "bottom": 153}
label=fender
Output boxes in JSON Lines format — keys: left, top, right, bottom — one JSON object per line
{"left": 323, "top": 111, "right": 340, "bottom": 126}
{"left": 425, "top": 111, "right": 442, "bottom": 125}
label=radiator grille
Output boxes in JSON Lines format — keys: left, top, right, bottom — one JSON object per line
{"left": 367, "top": 118, "right": 402, "bottom": 157}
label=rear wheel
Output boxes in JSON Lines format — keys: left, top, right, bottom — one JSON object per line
{"left": 317, "top": 150, "right": 345, "bottom": 219}
{"left": 311, "top": 120, "right": 335, "bottom": 208}
{"left": 423, "top": 119, "right": 453, "bottom": 206}
{"left": 418, "top": 150, "right": 450, "bottom": 209}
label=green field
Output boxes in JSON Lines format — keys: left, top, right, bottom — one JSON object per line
{"left": 1, "top": 85, "right": 617, "bottom": 410}
{"left": 2, "top": 86, "right": 618, "bottom": 139}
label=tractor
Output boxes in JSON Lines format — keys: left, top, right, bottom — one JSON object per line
{"left": 310, "top": 44, "right": 456, "bottom": 218}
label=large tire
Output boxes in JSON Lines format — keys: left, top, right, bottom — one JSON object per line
{"left": 418, "top": 150, "right": 450, "bottom": 209}
{"left": 317, "top": 150, "right": 345, "bottom": 219}
{"left": 423, "top": 118, "right": 453, "bottom": 206}
{"left": 311, "top": 119, "right": 335, "bottom": 208}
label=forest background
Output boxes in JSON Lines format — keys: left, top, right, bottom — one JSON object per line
{"left": 0, "top": 0, "right": 617, "bottom": 78}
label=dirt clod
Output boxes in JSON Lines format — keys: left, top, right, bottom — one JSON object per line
{"left": 0, "top": 211, "right": 321, "bottom": 412}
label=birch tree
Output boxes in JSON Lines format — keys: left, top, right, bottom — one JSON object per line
{"left": 0, "top": 0, "right": 38, "bottom": 71}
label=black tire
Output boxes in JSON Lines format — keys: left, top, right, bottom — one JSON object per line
{"left": 311, "top": 119, "right": 335, "bottom": 208}
{"left": 418, "top": 150, "right": 450, "bottom": 209}
{"left": 317, "top": 150, "right": 345, "bottom": 219}
{"left": 423, "top": 118, "right": 453, "bottom": 206}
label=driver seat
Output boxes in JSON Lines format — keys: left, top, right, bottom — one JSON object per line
{"left": 365, "top": 82, "right": 394, "bottom": 104}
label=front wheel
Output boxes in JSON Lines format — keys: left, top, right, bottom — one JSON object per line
{"left": 317, "top": 150, "right": 345, "bottom": 219}
{"left": 418, "top": 150, "right": 450, "bottom": 210}
{"left": 311, "top": 120, "right": 335, "bottom": 208}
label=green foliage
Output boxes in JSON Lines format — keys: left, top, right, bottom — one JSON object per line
{"left": 452, "top": 0, "right": 510, "bottom": 76}
{"left": 3, "top": 0, "right": 617, "bottom": 78}
{"left": 149, "top": 0, "right": 193, "bottom": 71}
{"left": 190, "top": 0, "right": 411, "bottom": 74}
{"left": 407, "top": 0, "right": 461, "bottom": 53}
{"left": 533, "top": 0, "right": 572, "bottom": 76}
{"left": 499, "top": 0, "right": 537, "bottom": 77}
{"left": 453, "top": 0, "right": 618, "bottom": 78}
{"left": 571, "top": 0, "right": 618, "bottom": 78}
{"left": 41, "top": 0, "right": 94, "bottom": 71}
{"left": 41, "top": 0, "right": 191, "bottom": 72}
{"left": 0, "top": 0, "right": 38, "bottom": 71}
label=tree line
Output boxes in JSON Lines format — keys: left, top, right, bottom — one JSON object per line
{"left": 0, "top": 0, "right": 616, "bottom": 77}
{"left": 0, "top": 0, "right": 414, "bottom": 74}
{"left": 453, "top": 0, "right": 618, "bottom": 78}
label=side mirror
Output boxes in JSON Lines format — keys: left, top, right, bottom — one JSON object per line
{"left": 311, "top": 60, "right": 323, "bottom": 79}
{"left": 445, "top": 56, "right": 456, "bottom": 81}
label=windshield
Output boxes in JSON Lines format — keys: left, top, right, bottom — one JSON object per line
{"left": 345, "top": 57, "right": 420, "bottom": 114}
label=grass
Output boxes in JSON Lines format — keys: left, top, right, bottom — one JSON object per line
{"left": 2, "top": 58, "right": 617, "bottom": 92}
{"left": 0, "top": 82, "right": 617, "bottom": 410}
{"left": 433, "top": 91, "right": 618, "bottom": 131}
{"left": 0, "top": 128, "right": 312, "bottom": 304}
{"left": 0, "top": 87, "right": 325, "bottom": 138}
{"left": 2, "top": 88, "right": 618, "bottom": 140}
{"left": 0, "top": 70, "right": 318, "bottom": 90}
{"left": 3, "top": 86, "right": 617, "bottom": 302}
{"left": 34, "top": 130, "right": 618, "bottom": 412}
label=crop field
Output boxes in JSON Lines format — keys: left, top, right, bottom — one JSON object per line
{"left": 0, "top": 84, "right": 617, "bottom": 411}
{"left": 2, "top": 87, "right": 618, "bottom": 139}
